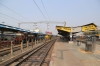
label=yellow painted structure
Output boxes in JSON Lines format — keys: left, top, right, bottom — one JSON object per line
{"left": 44, "top": 35, "right": 51, "bottom": 40}
{"left": 56, "top": 23, "right": 97, "bottom": 33}
{"left": 56, "top": 26, "right": 71, "bottom": 32}
{"left": 82, "top": 24, "right": 97, "bottom": 32}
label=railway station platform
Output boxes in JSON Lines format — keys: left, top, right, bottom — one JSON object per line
{"left": 49, "top": 39, "right": 100, "bottom": 66}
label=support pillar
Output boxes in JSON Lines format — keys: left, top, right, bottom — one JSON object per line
{"left": 21, "top": 40, "right": 23, "bottom": 53}
{"left": 32, "top": 39, "right": 33, "bottom": 48}
{"left": 27, "top": 40, "right": 29, "bottom": 50}
{"left": 1, "top": 30, "right": 4, "bottom": 40}
{"left": 69, "top": 27, "right": 73, "bottom": 43}
{"left": 10, "top": 41, "right": 13, "bottom": 57}
{"left": 35, "top": 39, "right": 36, "bottom": 45}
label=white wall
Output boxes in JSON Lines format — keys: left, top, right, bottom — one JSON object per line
{"left": 71, "top": 27, "right": 81, "bottom": 32}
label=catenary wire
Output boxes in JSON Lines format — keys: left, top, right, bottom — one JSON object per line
{"left": 41, "top": 0, "right": 50, "bottom": 21}
{"left": 0, "top": 13, "right": 22, "bottom": 22}
{"left": 33, "top": 0, "right": 47, "bottom": 21}
{"left": 0, "top": 3, "right": 31, "bottom": 21}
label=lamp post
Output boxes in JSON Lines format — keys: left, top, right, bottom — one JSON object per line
{"left": 70, "top": 27, "right": 72, "bottom": 41}
{"left": 69, "top": 27, "right": 73, "bottom": 43}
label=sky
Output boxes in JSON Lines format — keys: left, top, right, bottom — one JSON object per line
{"left": 0, "top": 0, "right": 100, "bottom": 35}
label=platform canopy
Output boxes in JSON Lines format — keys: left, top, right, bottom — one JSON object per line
{"left": 0, "top": 24, "right": 35, "bottom": 34}
{"left": 56, "top": 23, "right": 97, "bottom": 36}
{"left": 57, "top": 29, "right": 70, "bottom": 37}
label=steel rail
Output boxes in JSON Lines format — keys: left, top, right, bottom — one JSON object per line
{"left": 0, "top": 39, "right": 56, "bottom": 66}
{"left": 14, "top": 40, "right": 56, "bottom": 66}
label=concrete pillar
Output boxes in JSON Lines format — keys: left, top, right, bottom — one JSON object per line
{"left": 40, "top": 39, "right": 41, "bottom": 43}
{"left": 85, "top": 37, "right": 96, "bottom": 52}
{"left": 91, "top": 37, "right": 96, "bottom": 53}
{"left": 77, "top": 41, "right": 81, "bottom": 46}
{"left": 43, "top": 39, "right": 45, "bottom": 43}
{"left": 37, "top": 40, "right": 38, "bottom": 44}
{"left": 10, "top": 41, "right": 13, "bottom": 57}
{"left": 1, "top": 30, "right": 4, "bottom": 40}
{"left": 39, "top": 39, "right": 41, "bottom": 43}
{"left": 44, "top": 39, "right": 45, "bottom": 43}
{"left": 32, "top": 39, "right": 33, "bottom": 48}
{"left": 70, "top": 33, "right": 72, "bottom": 41}
{"left": 39, "top": 39, "right": 40, "bottom": 43}
{"left": 27, "top": 40, "right": 29, "bottom": 50}
{"left": 21, "top": 40, "right": 23, "bottom": 53}
{"left": 35, "top": 39, "right": 36, "bottom": 45}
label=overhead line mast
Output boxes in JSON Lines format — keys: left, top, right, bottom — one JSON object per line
{"left": 18, "top": 21, "right": 66, "bottom": 29}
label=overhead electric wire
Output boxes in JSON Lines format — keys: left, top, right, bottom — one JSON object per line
{"left": 33, "top": 0, "right": 47, "bottom": 21}
{"left": 0, "top": 3, "right": 31, "bottom": 21}
{"left": 0, "top": 13, "right": 22, "bottom": 22}
{"left": 41, "top": 0, "right": 50, "bottom": 21}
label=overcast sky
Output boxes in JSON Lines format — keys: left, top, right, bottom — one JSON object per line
{"left": 0, "top": 0, "right": 100, "bottom": 35}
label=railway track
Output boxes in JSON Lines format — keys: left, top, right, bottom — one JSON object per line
{"left": 41, "top": 39, "right": 55, "bottom": 66}
{"left": 0, "top": 39, "right": 56, "bottom": 66}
